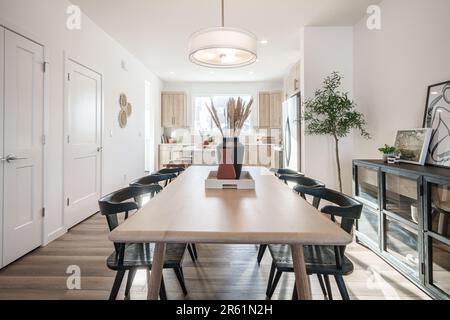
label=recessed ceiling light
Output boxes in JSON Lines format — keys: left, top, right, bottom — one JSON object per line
{"left": 431, "top": 91, "right": 439, "bottom": 95}
{"left": 260, "top": 40, "right": 269, "bottom": 45}
{"left": 169, "top": 71, "right": 175, "bottom": 75}
{"left": 248, "top": 71, "right": 254, "bottom": 75}
{"left": 210, "top": 71, "right": 215, "bottom": 75}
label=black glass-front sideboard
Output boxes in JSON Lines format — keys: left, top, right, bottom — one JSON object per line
{"left": 353, "top": 160, "right": 450, "bottom": 300}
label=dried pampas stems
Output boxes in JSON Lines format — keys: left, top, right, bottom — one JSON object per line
{"left": 205, "top": 97, "right": 254, "bottom": 137}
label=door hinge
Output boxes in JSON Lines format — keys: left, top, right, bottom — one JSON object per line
{"left": 42, "top": 207, "right": 46, "bottom": 217}
{"left": 42, "top": 135, "right": 46, "bottom": 145}
{"left": 67, "top": 198, "right": 70, "bottom": 206}
{"left": 421, "top": 262, "right": 426, "bottom": 275}
{"left": 419, "top": 184, "right": 424, "bottom": 197}
{"left": 67, "top": 135, "right": 70, "bottom": 144}
{"left": 67, "top": 73, "right": 71, "bottom": 81}
{"left": 43, "top": 62, "right": 47, "bottom": 73}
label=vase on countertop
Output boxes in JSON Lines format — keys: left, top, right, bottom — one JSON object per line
{"left": 216, "top": 137, "right": 245, "bottom": 179}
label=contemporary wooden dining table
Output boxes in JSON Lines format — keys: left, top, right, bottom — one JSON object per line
{"left": 109, "top": 166, "right": 352, "bottom": 300}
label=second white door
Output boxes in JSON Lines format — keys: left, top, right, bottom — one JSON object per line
{"left": 64, "top": 59, "right": 102, "bottom": 229}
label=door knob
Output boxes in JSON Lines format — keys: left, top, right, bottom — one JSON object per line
{"left": 1, "top": 155, "right": 28, "bottom": 163}
{"left": 97, "top": 147, "right": 103, "bottom": 152}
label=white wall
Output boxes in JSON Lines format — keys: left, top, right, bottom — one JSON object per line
{"left": 300, "top": 27, "right": 354, "bottom": 194}
{"left": 163, "top": 81, "right": 283, "bottom": 130}
{"left": 0, "top": 0, "right": 162, "bottom": 244}
{"left": 353, "top": 0, "right": 450, "bottom": 160}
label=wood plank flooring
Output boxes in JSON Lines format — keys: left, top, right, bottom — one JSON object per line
{"left": 0, "top": 213, "right": 431, "bottom": 300}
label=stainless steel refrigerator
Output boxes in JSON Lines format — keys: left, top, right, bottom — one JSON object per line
{"left": 282, "top": 94, "right": 301, "bottom": 172}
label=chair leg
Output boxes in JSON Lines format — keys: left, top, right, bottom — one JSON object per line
{"left": 266, "top": 261, "right": 276, "bottom": 296}
{"left": 124, "top": 269, "right": 137, "bottom": 299}
{"left": 267, "top": 270, "right": 283, "bottom": 299}
{"left": 334, "top": 275, "right": 350, "bottom": 300}
{"left": 292, "top": 284, "right": 298, "bottom": 300}
{"left": 159, "top": 275, "right": 167, "bottom": 300}
{"left": 317, "top": 274, "right": 328, "bottom": 300}
{"left": 257, "top": 245, "right": 267, "bottom": 265}
{"left": 187, "top": 244, "right": 196, "bottom": 262}
{"left": 191, "top": 244, "right": 198, "bottom": 260}
{"left": 324, "top": 275, "right": 333, "bottom": 300}
{"left": 109, "top": 270, "right": 126, "bottom": 300}
{"left": 174, "top": 267, "right": 188, "bottom": 295}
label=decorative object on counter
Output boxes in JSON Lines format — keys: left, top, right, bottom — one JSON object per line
{"left": 303, "top": 72, "right": 370, "bottom": 192}
{"left": 378, "top": 144, "right": 397, "bottom": 163}
{"left": 423, "top": 80, "right": 450, "bottom": 168}
{"left": 387, "top": 155, "right": 397, "bottom": 164}
{"left": 118, "top": 93, "right": 132, "bottom": 128}
{"left": 206, "top": 97, "right": 253, "bottom": 180}
{"left": 393, "top": 129, "right": 433, "bottom": 165}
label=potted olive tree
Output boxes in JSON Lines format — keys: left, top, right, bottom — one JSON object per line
{"left": 303, "top": 72, "right": 370, "bottom": 192}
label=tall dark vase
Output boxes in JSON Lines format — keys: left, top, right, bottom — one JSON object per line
{"left": 216, "top": 137, "right": 244, "bottom": 180}
{"left": 232, "top": 137, "right": 243, "bottom": 179}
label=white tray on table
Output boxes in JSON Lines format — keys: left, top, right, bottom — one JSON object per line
{"left": 205, "top": 171, "right": 255, "bottom": 190}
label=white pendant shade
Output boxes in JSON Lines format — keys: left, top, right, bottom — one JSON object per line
{"left": 188, "top": 27, "right": 257, "bottom": 68}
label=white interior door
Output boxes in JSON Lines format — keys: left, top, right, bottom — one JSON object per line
{"left": 64, "top": 59, "right": 102, "bottom": 229}
{"left": 0, "top": 27, "right": 4, "bottom": 268}
{"left": 2, "top": 29, "right": 44, "bottom": 267}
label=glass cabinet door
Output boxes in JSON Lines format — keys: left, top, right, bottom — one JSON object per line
{"left": 430, "top": 238, "right": 450, "bottom": 296}
{"left": 357, "top": 206, "right": 380, "bottom": 246}
{"left": 384, "top": 173, "right": 419, "bottom": 224}
{"left": 385, "top": 216, "right": 420, "bottom": 276}
{"left": 430, "top": 184, "right": 450, "bottom": 238}
{"left": 355, "top": 166, "right": 379, "bottom": 208}
{"left": 426, "top": 181, "right": 450, "bottom": 297}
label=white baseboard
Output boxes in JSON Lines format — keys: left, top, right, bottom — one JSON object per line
{"left": 43, "top": 227, "right": 67, "bottom": 246}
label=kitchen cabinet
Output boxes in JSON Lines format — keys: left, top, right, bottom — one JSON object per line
{"left": 284, "top": 61, "right": 300, "bottom": 99}
{"left": 161, "top": 92, "right": 187, "bottom": 128}
{"left": 258, "top": 91, "right": 282, "bottom": 129}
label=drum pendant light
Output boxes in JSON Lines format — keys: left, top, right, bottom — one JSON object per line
{"left": 188, "top": 0, "right": 258, "bottom": 68}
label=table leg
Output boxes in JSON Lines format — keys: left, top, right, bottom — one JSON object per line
{"left": 147, "top": 242, "right": 166, "bottom": 300}
{"left": 290, "top": 244, "right": 312, "bottom": 300}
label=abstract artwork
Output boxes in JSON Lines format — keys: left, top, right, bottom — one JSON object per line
{"left": 423, "top": 81, "right": 450, "bottom": 168}
{"left": 394, "top": 129, "right": 433, "bottom": 165}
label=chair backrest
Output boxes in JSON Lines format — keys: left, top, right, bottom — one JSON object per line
{"left": 296, "top": 187, "right": 362, "bottom": 233}
{"left": 272, "top": 168, "right": 303, "bottom": 177}
{"left": 156, "top": 167, "right": 185, "bottom": 176}
{"left": 98, "top": 185, "right": 161, "bottom": 253}
{"left": 130, "top": 173, "right": 176, "bottom": 186}
{"left": 285, "top": 176, "right": 325, "bottom": 208}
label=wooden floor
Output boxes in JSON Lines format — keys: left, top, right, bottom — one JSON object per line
{"left": 0, "top": 213, "right": 431, "bottom": 300}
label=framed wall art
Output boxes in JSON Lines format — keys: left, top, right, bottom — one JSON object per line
{"left": 423, "top": 80, "right": 450, "bottom": 168}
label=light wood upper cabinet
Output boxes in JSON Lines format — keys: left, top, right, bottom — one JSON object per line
{"left": 258, "top": 92, "right": 271, "bottom": 128}
{"left": 161, "top": 92, "right": 187, "bottom": 128}
{"left": 258, "top": 91, "right": 282, "bottom": 128}
{"left": 269, "top": 92, "right": 282, "bottom": 129}
{"left": 284, "top": 61, "right": 300, "bottom": 99}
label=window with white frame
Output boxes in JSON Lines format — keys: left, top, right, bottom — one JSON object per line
{"left": 193, "top": 95, "right": 253, "bottom": 134}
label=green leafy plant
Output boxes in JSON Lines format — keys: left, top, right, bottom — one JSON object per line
{"left": 303, "top": 72, "right": 370, "bottom": 192}
{"left": 378, "top": 144, "right": 396, "bottom": 155}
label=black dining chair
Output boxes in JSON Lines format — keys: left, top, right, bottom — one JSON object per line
{"left": 257, "top": 175, "right": 326, "bottom": 266}
{"left": 130, "top": 173, "right": 198, "bottom": 263}
{"left": 155, "top": 167, "right": 185, "bottom": 177}
{"left": 270, "top": 168, "right": 303, "bottom": 178}
{"left": 98, "top": 185, "right": 188, "bottom": 300}
{"left": 131, "top": 173, "right": 176, "bottom": 189}
{"left": 265, "top": 187, "right": 362, "bottom": 300}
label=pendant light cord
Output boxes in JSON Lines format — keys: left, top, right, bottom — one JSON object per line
{"left": 221, "top": 0, "right": 225, "bottom": 27}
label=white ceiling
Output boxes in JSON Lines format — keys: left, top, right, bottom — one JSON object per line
{"left": 71, "top": 0, "right": 380, "bottom": 82}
